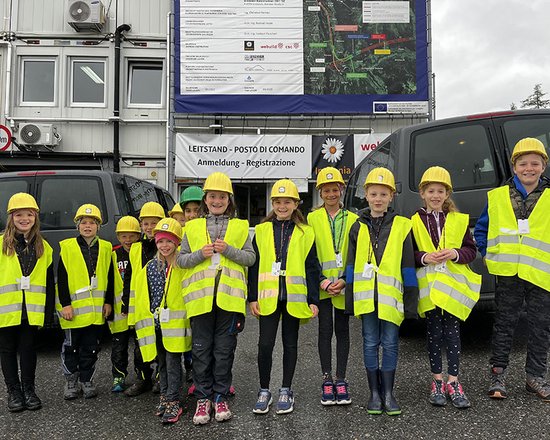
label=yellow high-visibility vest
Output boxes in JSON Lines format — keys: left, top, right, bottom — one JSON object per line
{"left": 308, "top": 208, "right": 358, "bottom": 309}
{"left": 352, "top": 216, "right": 411, "bottom": 326}
{"left": 108, "top": 250, "right": 128, "bottom": 334}
{"left": 486, "top": 186, "right": 550, "bottom": 290}
{"left": 255, "top": 221, "right": 315, "bottom": 319}
{"left": 0, "top": 236, "right": 52, "bottom": 328}
{"left": 181, "top": 218, "right": 249, "bottom": 318}
{"left": 134, "top": 261, "right": 191, "bottom": 362}
{"left": 127, "top": 241, "right": 144, "bottom": 327}
{"left": 412, "top": 212, "right": 481, "bottom": 321}
{"left": 56, "top": 237, "right": 111, "bottom": 329}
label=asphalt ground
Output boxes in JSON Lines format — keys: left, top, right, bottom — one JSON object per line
{"left": 1, "top": 311, "right": 549, "bottom": 440}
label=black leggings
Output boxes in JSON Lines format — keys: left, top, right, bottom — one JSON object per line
{"left": 258, "top": 301, "right": 300, "bottom": 389}
{"left": 0, "top": 321, "right": 38, "bottom": 386}
{"left": 318, "top": 298, "right": 350, "bottom": 379}
{"left": 425, "top": 308, "right": 461, "bottom": 377}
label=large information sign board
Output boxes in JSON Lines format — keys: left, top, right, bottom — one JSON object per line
{"left": 175, "top": 0, "right": 429, "bottom": 114}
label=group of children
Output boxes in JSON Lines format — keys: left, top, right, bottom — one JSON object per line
{"left": 1, "top": 137, "right": 549, "bottom": 423}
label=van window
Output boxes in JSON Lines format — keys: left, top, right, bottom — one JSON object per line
{"left": 0, "top": 180, "right": 30, "bottom": 230}
{"left": 501, "top": 116, "right": 550, "bottom": 177}
{"left": 411, "top": 123, "right": 498, "bottom": 191}
{"left": 124, "top": 176, "right": 160, "bottom": 213}
{"left": 112, "top": 174, "right": 132, "bottom": 216}
{"left": 346, "top": 140, "right": 394, "bottom": 212}
{"left": 38, "top": 177, "right": 106, "bottom": 229}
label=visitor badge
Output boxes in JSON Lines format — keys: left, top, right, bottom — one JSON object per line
{"left": 362, "top": 263, "right": 375, "bottom": 280}
{"left": 20, "top": 276, "right": 31, "bottom": 290}
{"left": 209, "top": 252, "right": 221, "bottom": 269}
{"left": 434, "top": 262, "right": 447, "bottom": 273}
{"left": 90, "top": 275, "right": 98, "bottom": 289}
{"left": 518, "top": 219, "right": 530, "bottom": 234}
{"left": 335, "top": 252, "right": 343, "bottom": 268}
{"left": 272, "top": 261, "right": 281, "bottom": 277}
{"left": 160, "top": 308, "right": 170, "bottom": 323}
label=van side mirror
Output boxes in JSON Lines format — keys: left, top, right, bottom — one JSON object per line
{"left": 395, "top": 182, "right": 402, "bottom": 194}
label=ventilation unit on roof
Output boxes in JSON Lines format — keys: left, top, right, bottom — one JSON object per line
{"left": 66, "top": 0, "right": 106, "bottom": 32}
{"left": 17, "top": 124, "right": 60, "bottom": 147}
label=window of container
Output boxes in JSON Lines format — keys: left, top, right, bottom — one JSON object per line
{"left": 70, "top": 58, "right": 106, "bottom": 106}
{"left": 20, "top": 58, "right": 57, "bottom": 106}
{"left": 128, "top": 60, "right": 163, "bottom": 107}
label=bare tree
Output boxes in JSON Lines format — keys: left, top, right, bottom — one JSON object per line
{"left": 520, "top": 84, "right": 550, "bottom": 109}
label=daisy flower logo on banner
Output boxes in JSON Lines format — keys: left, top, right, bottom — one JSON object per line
{"left": 321, "top": 138, "right": 345, "bottom": 163}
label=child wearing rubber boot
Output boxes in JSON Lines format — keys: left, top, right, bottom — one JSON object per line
{"left": 177, "top": 172, "right": 255, "bottom": 424}
{"left": 474, "top": 137, "right": 550, "bottom": 401}
{"left": 412, "top": 167, "right": 480, "bottom": 409}
{"left": 109, "top": 216, "right": 141, "bottom": 392}
{"left": 0, "top": 193, "right": 55, "bottom": 412}
{"left": 308, "top": 167, "right": 358, "bottom": 406}
{"left": 123, "top": 202, "right": 165, "bottom": 397}
{"left": 134, "top": 218, "right": 191, "bottom": 424}
{"left": 57, "top": 204, "right": 113, "bottom": 400}
{"left": 345, "top": 168, "right": 418, "bottom": 416}
{"left": 249, "top": 179, "right": 320, "bottom": 415}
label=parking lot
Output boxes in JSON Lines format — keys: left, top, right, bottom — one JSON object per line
{"left": 1, "top": 310, "right": 548, "bottom": 440}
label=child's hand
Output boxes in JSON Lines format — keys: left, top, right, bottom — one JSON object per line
{"left": 327, "top": 279, "right": 345, "bottom": 294}
{"left": 249, "top": 301, "right": 260, "bottom": 317}
{"left": 213, "top": 239, "right": 228, "bottom": 254}
{"left": 61, "top": 305, "right": 74, "bottom": 321}
{"left": 310, "top": 304, "right": 319, "bottom": 318}
{"left": 201, "top": 243, "right": 215, "bottom": 258}
{"left": 438, "top": 248, "right": 458, "bottom": 262}
{"left": 103, "top": 304, "right": 112, "bottom": 318}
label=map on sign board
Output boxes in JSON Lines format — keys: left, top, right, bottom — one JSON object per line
{"left": 174, "top": 0, "right": 429, "bottom": 114}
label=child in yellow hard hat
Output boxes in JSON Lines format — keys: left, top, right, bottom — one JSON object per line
{"left": 57, "top": 204, "right": 114, "bottom": 400}
{"left": 345, "top": 167, "right": 417, "bottom": 416}
{"left": 248, "top": 179, "right": 320, "bottom": 416}
{"left": 411, "top": 166, "right": 480, "bottom": 409}
{"left": 0, "top": 193, "right": 55, "bottom": 412}
{"left": 475, "top": 137, "right": 550, "bottom": 401}
{"left": 176, "top": 172, "right": 255, "bottom": 424}
{"left": 308, "top": 167, "right": 358, "bottom": 406}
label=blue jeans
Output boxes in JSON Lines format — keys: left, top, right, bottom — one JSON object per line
{"left": 361, "top": 313, "right": 399, "bottom": 371}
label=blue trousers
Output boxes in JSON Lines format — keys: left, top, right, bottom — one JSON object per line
{"left": 361, "top": 312, "right": 399, "bottom": 371}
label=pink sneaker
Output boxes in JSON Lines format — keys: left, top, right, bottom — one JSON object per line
{"left": 193, "top": 398, "right": 212, "bottom": 425}
{"left": 229, "top": 385, "right": 236, "bottom": 396}
{"left": 214, "top": 397, "right": 232, "bottom": 422}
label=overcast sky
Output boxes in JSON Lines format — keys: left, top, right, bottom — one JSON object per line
{"left": 431, "top": 0, "right": 550, "bottom": 120}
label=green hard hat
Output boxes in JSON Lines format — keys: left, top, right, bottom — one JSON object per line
{"left": 180, "top": 186, "right": 204, "bottom": 204}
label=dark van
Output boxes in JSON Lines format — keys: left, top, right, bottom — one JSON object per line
{"left": 0, "top": 170, "right": 175, "bottom": 264}
{"left": 344, "top": 109, "right": 550, "bottom": 307}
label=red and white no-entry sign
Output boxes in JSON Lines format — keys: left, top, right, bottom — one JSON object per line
{"left": 0, "top": 125, "right": 12, "bottom": 151}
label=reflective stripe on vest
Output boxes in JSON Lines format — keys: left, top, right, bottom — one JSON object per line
{"left": 308, "top": 209, "right": 358, "bottom": 309}
{"left": 0, "top": 236, "right": 52, "bottom": 328}
{"left": 486, "top": 186, "right": 550, "bottom": 290}
{"left": 108, "top": 251, "right": 129, "bottom": 334}
{"left": 56, "top": 238, "right": 111, "bottom": 329}
{"left": 127, "top": 242, "right": 144, "bottom": 327}
{"left": 412, "top": 212, "right": 481, "bottom": 321}
{"left": 182, "top": 218, "right": 249, "bottom": 318}
{"left": 134, "top": 263, "right": 191, "bottom": 362}
{"left": 352, "top": 216, "right": 411, "bottom": 326}
{"left": 255, "top": 221, "right": 315, "bottom": 319}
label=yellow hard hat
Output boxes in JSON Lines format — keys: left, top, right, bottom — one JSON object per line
{"left": 271, "top": 179, "right": 300, "bottom": 200}
{"left": 419, "top": 166, "right": 453, "bottom": 191}
{"left": 7, "top": 193, "right": 39, "bottom": 214}
{"left": 511, "top": 137, "right": 549, "bottom": 163}
{"left": 168, "top": 203, "right": 184, "bottom": 217}
{"left": 316, "top": 167, "right": 345, "bottom": 189}
{"left": 364, "top": 167, "right": 396, "bottom": 192}
{"left": 203, "top": 172, "right": 233, "bottom": 195}
{"left": 153, "top": 217, "right": 183, "bottom": 241}
{"left": 115, "top": 216, "right": 141, "bottom": 234}
{"left": 74, "top": 203, "right": 102, "bottom": 224}
{"left": 139, "top": 201, "right": 165, "bottom": 220}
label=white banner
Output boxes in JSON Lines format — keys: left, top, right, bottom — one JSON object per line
{"left": 353, "top": 133, "right": 390, "bottom": 165}
{"left": 175, "top": 134, "right": 312, "bottom": 179}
